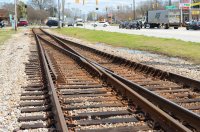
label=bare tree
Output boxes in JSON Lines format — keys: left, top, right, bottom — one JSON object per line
{"left": 27, "top": 5, "right": 49, "bottom": 24}
{"left": 30, "top": 0, "right": 54, "bottom": 10}
{"left": 2, "top": 3, "right": 14, "bottom": 13}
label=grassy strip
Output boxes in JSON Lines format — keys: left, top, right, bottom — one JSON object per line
{"left": 52, "top": 28, "right": 200, "bottom": 63}
{"left": 0, "top": 29, "right": 15, "bottom": 46}
{"left": 110, "top": 24, "right": 119, "bottom": 26}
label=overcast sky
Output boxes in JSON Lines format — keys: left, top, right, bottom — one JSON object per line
{"left": 63, "top": 0, "right": 169, "bottom": 14}
{"left": 0, "top": 0, "right": 179, "bottom": 13}
{"left": 0, "top": 0, "right": 153, "bottom": 13}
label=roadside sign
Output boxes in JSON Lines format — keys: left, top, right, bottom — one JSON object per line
{"left": 179, "top": 3, "right": 190, "bottom": 8}
{"left": 190, "top": 2, "right": 200, "bottom": 7}
{"left": 179, "top": 3, "right": 190, "bottom": 10}
{"left": 192, "top": 11, "right": 200, "bottom": 15}
{"left": 165, "top": 5, "right": 177, "bottom": 9}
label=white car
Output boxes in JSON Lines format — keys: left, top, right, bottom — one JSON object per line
{"left": 93, "top": 22, "right": 110, "bottom": 27}
{"left": 76, "top": 21, "right": 84, "bottom": 26}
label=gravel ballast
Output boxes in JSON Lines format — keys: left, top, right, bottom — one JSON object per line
{"left": 0, "top": 29, "right": 30, "bottom": 131}
{"left": 47, "top": 29, "right": 200, "bottom": 81}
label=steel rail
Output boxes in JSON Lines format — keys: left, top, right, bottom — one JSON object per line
{"left": 35, "top": 32, "right": 192, "bottom": 132}
{"left": 44, "top": 51, "right": 58, "bottom": 80}
{"left": 39, "top": 29, "right": 200, "bottom": 131}
{"left": 45, "top": 29, "right": 200, "bottom": 91}
{"left": 33, "top": 29, "right": 68, "bottom": 132}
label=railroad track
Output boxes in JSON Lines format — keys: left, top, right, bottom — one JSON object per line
{"left": 25, "top": 28, "right": 196, "bottom": 131}
{"left": 32, "top": 28, "right": 200, "bottom": 131}
{"left": 52, "top": 33, "right": 200, "bottom": 115}
{"left": 17, "top": 33, "right": 67, "bottom": 131}
{"left": 41, "top": 29, "right": 200, "bottom": 115}
{"left": 18, "top": 42, "right": 54, "bottom": 130}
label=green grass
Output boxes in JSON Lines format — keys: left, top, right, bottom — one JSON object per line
{"left": 52, "top": 28, "right": 200, "bottom": 63}
{"left": 110, "top": 24, "right": 119, "bottom": 26}
{"left": 0, "top": 29, "right": 15, "bottom": 46}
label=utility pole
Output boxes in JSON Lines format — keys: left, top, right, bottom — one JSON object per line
{"left": 179, "top": 0, "right": 183, "bottom": 24}
{"left": 169, "top": 0, "right": 172, "bottom": 6}
{"left": 62, "top": 0, "right": 65, "bottom": 23}
{"left": 58, "top": 0, "right": 61, "bottom": 28}
{"left": 133, "top": 0, "right": 135, "bottom": 20}
{"left": 155, "top": 0, "right": 158, "bottom": 10}
{"left": 14, "top": 0, "right": 17, "bottom": 31}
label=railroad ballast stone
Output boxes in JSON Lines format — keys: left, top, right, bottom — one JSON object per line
{"left": 0, "top": 30, "right": 30, "bottom": 131}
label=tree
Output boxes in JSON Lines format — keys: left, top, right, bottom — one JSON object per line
{"left": 17, "top": 1, "right": 27, "bottom": 19}
{"left": 27, "top": 0, "right": 54, "bottom": 24}
{"left": 2, "top": 3, "right": 14, "bottom": 14}
{"left": 47, "top": 7, "right": 57, "bottom": 17}
{"left": 30, "top": 0, "right": 54, "bottom": 10}
{"left": 27, "top": 5, "right": 49, "bottom": 24}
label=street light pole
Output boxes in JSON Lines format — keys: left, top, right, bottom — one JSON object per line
{"left": 169, "top": 0, "right": 172, "bottom": 6}
{"left": 62, "top": 0, "right": 65, "bottom": 23}
{"left": 58, "top": 0, "right": 61, "bottom": 28}
{"left": 14, "top": 0, "right": 17, "bottom": 31}
{"left": 133, "top": 0, "right": 135, "bottom": 20}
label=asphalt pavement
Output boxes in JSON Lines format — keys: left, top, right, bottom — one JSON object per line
{"left": 80, "top": 24, "right": 200, "bottom": 43}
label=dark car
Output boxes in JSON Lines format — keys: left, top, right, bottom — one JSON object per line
{"left": 138, "top": 21, "right": 143, "bottom": 28}
{"left": 186, "top": 21, "right": 200, "bottom": 30}
{"left": 46, "top": 20, "right": 66, "bottom": 27}
{"left": 46, "top": 20, "right": 58, "bottom": 27}
{"left": 17, "top": 21, "right": 28, "bottom": 26}
{"left": 126, "top": 21, "right": 141, "bottom": 29}
{"left": 0, "top": 21, "right": 4, "bottom": 28}
{"left": 125, "top": 21, "right": 141, "bottom": 30}
{"left": 119, "top": 21, "right": 129, "bottom": 29}
{"left": 119, "top": 21, "right": 124, "bottom": 28}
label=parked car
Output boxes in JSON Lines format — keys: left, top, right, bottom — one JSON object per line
{"left": 17, "top": 21, "right": 28, "bottom": 26}
{"left": 93, "top": 21, "right": 109, "bottom": 27}
{"left": 67, "top": 22, "right": 74, "bottom": 26}
{"left": 46, "top": 20, "right": 66, "bottom": 27}
{"left": 119, "top": 21, "right": 129, "bottom": 29}
{"left": 138, "top": 20, "right": 143, "bottom": 28}
{"left": 76, "top": 21, "right": 84, "bottom": 26}
{"left": 126, "top": 21, "right": 135, "bottom": 29}
{"left": 67, "top": 20, "right": 74, "bottom": 26}
{"left": 186, "top": 21, "right": 200, "bottom": 30}
{"left": 126, "top": 21, "right": 141, "bottom": 29}
{"left": 0, "top": 21, "right": 5, "bottom": 28}
{"left": 66, "top": 18, "right": 75, "bottom": 27}
{"left": 46, "top": 20, "right": 58, "bottom": 27}
{"left": 75, "top": 18, "right": 84, "bottom": 26}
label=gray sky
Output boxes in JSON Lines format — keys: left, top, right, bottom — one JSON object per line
{"left": 0, "top": 0, "right": 150, "bottom": 13}
{"left": 64, "top": 0, "right": 162, "bottom": 14}
{"left": 0, "top": 0, "right": 180, "bottom": 13}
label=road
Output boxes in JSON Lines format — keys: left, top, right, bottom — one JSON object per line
{"left": 80, "top": 24, "right": 200, "bottom": 43}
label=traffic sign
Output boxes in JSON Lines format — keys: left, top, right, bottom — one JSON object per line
{"left": 179, "top": 3, "right": 190, "bottom": 10}
{"left": 179, "top": 3, "right": 190, "bottom": 8}
{"left": 165, "top": 5, "right": 177, "bottom": 9}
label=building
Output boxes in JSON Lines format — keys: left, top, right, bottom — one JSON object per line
{"left": 0, "top": 9, "right": 9, "bottom": 22}
{"left": 179, "top": 0, "right": 200, "bottom": 21}
{"left": 190, "top": 1, "right": 200, "bottom": 20}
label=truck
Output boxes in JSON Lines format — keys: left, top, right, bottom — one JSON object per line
{"left": 144, "top": 10, "right": 181, "bottom": 29}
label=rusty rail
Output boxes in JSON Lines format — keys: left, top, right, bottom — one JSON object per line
{"left": 39, "top": 28, "right": 200, "bottom": 131}
{"left": 45, "top": 29, "right": 200, "bottom": 91}
{"left": 34, "top": 30, "right": 193, "bottom": 131}
{"left": 33, "top": 30, "right": 68, "bottom": 132}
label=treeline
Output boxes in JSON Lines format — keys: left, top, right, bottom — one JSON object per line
{"left": 1, "top": 0, "right": 57, "bottom": 24}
